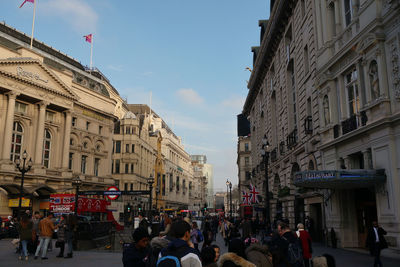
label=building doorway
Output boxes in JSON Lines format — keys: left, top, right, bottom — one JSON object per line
{"left": 355, "top": 188, "right": 377, "bottom": 248}
{"left": 295, "top": 198, "right": 305, "bottom": 225}
{"left": 309, "top": 203, "right": 323, "bottom": 242}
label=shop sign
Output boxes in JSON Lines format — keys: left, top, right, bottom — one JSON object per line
{"left": 50, "top": 194, "right": 75, "bottom": 213}
{"left": 9, "top": 198, "right": 30, "bottom": 207}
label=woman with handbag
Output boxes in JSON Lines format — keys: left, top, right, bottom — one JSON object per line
{"left": 56, "top": 215, "right": 66, "bottom": 258}
{"left": 17, "top": 214, "right": 33, "bottom": 261}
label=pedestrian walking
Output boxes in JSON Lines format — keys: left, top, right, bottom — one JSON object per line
{"left": 272, "top": 221, "right": 303, "bottom": 267}
{"left": 366, "top": 221, "right": 388, "bottom": 267}
{"left": 64, "top": 214, "right": 77, "bottom": 258}
{"left": 34, "top": 213, "right": 55, "bottom": 260}
{"left": 17, "top": 214, "right": 33, "bottom": 261}
{"left": 56, "top": 215, "right": 66, "bottom": 258}
{"left": 191, "top": 221, "right": 200, "bottom": 251}
{"left": 159, "top": 214, "right": 171, "bottom": 237}
{"left": 122, "top": 227, "right": 150, "bottom": 267}
{"left": 296, "top": 223, "right": 312, "bottom": 267}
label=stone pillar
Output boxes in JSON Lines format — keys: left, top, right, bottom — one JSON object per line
{"left": 334, "top": 0, "right": 341, "bottom": 35}
{"left": 34, "top": 101, "right": 48, "bottom": 165}
{"left": 2, "top": 92, "right": 19, "bottom": 160}
{"left": 326, "top": 3, "right": 335, "bottom": 42}
{"left": 62, "top": 110, "right": 72, "bottom": 169}
{"left": 362, "top": 149, "right": 372, "bottom": 169}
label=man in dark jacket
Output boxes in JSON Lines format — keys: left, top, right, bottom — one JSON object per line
{"left": 138, "top": 213, "right": 149, "bottom": 230}
{"left": 159, "top": 220, "right": 201, "bottom": 267}
{"left": 366, "top": 221, "right": 388, "bottom": 267}
{"left": 273, "top": 222, "right": 302, "bottom": 267}
{"left": 122, "top": 227, "right": 150, "bottom": 267}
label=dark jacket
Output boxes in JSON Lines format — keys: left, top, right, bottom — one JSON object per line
{"left": 122, "top": 242, "right": 150, "bottom": 267}
{"left": 218, "top": 252, "right": 256, "bottom": 267}
{"left": 245, "top": 244, "right": 273, "bottom": 267}
{"left": 271, "top": 231, "right": 299, "bottom": 267}
{"left": 366, "top": 226, "right": 388, "bottom": 252}
{"left": 241, "top": 220, "right": 252, "bottom": 239}
{"left": 160, "top": 238, "right": 201, "bottom": 267}
{"left": 18, "top": 221, "right": 33, "bottom": 241}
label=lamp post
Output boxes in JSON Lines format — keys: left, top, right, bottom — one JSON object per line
{"left": 72, "top": 176, "right": 82, "bottom": 214}
{"left": 15, "top": 150, "right": 33, "bottom": 220}
{"left": 147, "top": 174, "right": 154, "bottom": 221}
{"left": 226, "top": 179, "right": 232, "bottom": 218}
{"left": 261, "top": 135, "right": 270, "bottom": 224}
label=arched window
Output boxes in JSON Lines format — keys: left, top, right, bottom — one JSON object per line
{"left": 42, "top": 129, "right": 51, "bottom": 168}
{"left": 323, "top": 95, "right": 330, "bottom": 125}
{"left": 369, "top": 60, "right": 379, "bottom": 100}
{"left": 10, "top": 122, "right": 23, "bottom": 162}
{"left": 291, "top": 163, "right": 301, "bottom": 182}
{"left": 308, "top": 160, "right": 315, "bottom": 170}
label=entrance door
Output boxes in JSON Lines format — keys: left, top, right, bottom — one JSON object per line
{"left": 355, "top": 188, "right": 377, "bottom": 248}
{"left": 309, "top": 203, "right": 323, "bottom": 242}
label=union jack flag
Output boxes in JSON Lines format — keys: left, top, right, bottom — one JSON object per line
{"left": 249, "top": 184, "right": 260, "bottom": 203}
{"left": 242, "top": 191, "right": 251, "bottom": 205}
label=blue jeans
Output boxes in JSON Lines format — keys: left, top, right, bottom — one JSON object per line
{"left": 35, "top": 237, "right": 51, "bottom": 258}
{"left": 20, "top": 240, "right": 28, "bottom": 257}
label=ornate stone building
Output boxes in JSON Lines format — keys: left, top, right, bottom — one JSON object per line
{"left": 295, "top": 0, "right": 400, "bottom": 249}
{"left": 0, "top": 23, "right": 116, "bottom": 216}
{"left": 243, "top": 0, "right": 320, "bottom": 229}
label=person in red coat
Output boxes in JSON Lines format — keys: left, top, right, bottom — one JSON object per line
{"left": 296, "top": 223, "right": 312, "bottom": 267}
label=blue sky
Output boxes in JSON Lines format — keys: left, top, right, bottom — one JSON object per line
{"left": 2, "top": 0, "right": 270, "bottom": 192}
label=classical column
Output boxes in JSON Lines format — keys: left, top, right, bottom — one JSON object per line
{"left": 362, "top": 149, "right": 372, "bottom": 169}
{"left": 326, "top": 3, "right": 335, "bottom": 42}
{"left": 334, "top": 0, "right": 341, "bottom": 34}
{"left": 62, "top": 110, "right": 72, "bottom": 169}
{"left": 2, "top": 92, "right": 19, "bottom": 160}
{"left": 34, "top": 101, "right": 48, "bottom": 165}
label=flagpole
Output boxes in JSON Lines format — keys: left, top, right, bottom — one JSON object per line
{"left": 90, "top": 35, "right": 93, "bottom": 70}
{"left": 30, "top": 0, "right": 37, "bottom": 49}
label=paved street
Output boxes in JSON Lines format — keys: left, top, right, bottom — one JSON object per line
{"left": 1, "top": 233, "right": 400, "bottom": 266}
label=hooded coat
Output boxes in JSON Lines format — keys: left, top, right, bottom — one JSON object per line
{"left": 245, "top": 244, "right": 273, "bottom": 267}
{"left": 218, "top": 253, "right": 256, "bottom": 267}
{"left": 159, "top": 238, "right": 201, "bottom": 267}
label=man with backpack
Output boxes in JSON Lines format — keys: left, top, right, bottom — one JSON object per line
{"left": 275, "top": 221, "right": 303, "bottom": 267}
{"left": 158, "top": 220, "right": 201, "bottom": 267}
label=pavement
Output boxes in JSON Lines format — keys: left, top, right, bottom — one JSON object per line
{"left": 1, "top": 233, "right": 400, "bottom": 267}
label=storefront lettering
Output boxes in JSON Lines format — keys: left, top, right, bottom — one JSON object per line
{"left": 16, "top": 66, "right": 48, "bottom": 83}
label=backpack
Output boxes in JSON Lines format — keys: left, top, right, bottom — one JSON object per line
{"left": 282, "top": 236, "right": 303, "bottom": 265}
{"left": 197, "top": 229, "right": 204, "bottom": 243}
{"left": 157, "top": 255, "right": 181, "bottom": 267}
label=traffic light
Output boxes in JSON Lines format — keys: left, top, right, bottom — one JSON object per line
{"left": 127, "top": 206, "right": 131, "bottom": 212}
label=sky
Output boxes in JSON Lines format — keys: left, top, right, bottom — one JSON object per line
{"left": 1, "top": 0, "right": 270, "bottom": 192}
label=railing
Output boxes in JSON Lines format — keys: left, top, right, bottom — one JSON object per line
{"left": 287, "top": 128, "right": 298, "bottom": 149}
{"left": 304, "top": 116, "right": 313, "bottom": 134}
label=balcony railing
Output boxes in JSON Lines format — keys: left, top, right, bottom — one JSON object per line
{"left": 304, "top": 116, "right": 313, "bottom": 134}
{"left": 337, "top": 111, "right": 368, "bottom": 137}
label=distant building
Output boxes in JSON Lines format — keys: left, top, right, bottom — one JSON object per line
{"left": 191, "top": 155, "right": 214, "bottom": 208}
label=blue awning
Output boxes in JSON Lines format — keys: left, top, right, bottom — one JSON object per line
{"left": 293, "top": 169, "right": 386, "bottom": 189}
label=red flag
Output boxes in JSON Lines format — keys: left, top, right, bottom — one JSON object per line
{"left": 19, "top": 0, "right": 34, "bottom": 8}
{"left": 84, "top": 34, "right": 93, "bottom": 43}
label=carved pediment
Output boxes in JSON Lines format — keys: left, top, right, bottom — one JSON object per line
{"left": 0, "top": 58, "right": 78, "bottom": 100}
{"left": 356, "top": 33, "right": 379, "bottom": 54}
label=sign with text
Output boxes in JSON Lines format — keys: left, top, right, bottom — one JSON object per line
{"left": 9, "top": 198, "right": 30, "bottom": 207}
{"left": 49, "top": 194, "right": 75, "bottom": 213}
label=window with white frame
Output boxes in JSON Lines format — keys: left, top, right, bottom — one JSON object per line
{"left": 42, "top": 129, "right": 51, "bottom": 168}
{"left": 94, "top": 158, "right": 100, "bottom": 176}
{"left": 81, "top": 155, "right": 87, "bottom": 174}
{"left": 345, "top": 69, "right": 360, "bottom": 116}
{"left": 15, "top": 102, "right": 27, "bottom": 114}
{"left": 10, "top": 122, "right": 23, "bottom": 162}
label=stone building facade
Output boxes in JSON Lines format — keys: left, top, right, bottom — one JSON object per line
{"left": 0, "top": 23, "right": 116, "bottom": 216}
{"left": 237, "top": 136, "right": 252, "bottom": 209}
{"left": 243, "top": 0, "right": 400, "bottom": 250}
{"left": 243, "top": 0, "right": 321, "bottom": 230}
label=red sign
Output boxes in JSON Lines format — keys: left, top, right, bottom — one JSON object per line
{"left": 106, "top": 186, "right": 120, "bottom": 200}
{"left": 77, "top": 198, "right": 109, "bottom": 213}
{"left": 49, "top": 194, "right": 75, "bottom": 213}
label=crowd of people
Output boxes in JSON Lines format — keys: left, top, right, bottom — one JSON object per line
{"left": 4, "top": 211, "right": 77, "bottom": 261}
{"left": 122, "top": 214, "right": 337, "bottom": 267}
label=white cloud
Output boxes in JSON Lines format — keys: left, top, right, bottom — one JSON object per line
{"left": 221, "top": 95, "right": 245, "bottom": 110}
{"left": 40, "top": 0, "right": 98, "bottom": 33}
{"left": 184, "top": 143, "right": 218, "bottom": 153}
{"left": 176, "top": 88, "right": 204, "bottom": 105}
{"left": 107, "top": 65, "right": 123, "bottom": 72}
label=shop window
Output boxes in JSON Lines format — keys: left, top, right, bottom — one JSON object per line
{"left": 10, "top": 122, "right": 23, "bottom": 162}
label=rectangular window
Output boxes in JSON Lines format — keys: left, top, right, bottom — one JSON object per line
{"left": 346, "top": 69, "right": 360, "bottom": 116}
{"left": 130, "top": 164, "right": 134, "bottom": 174}
{"left": 124, "top": 183, "right": 128, "bottom": 191}
{"left": 344, "top": 0, "right": 353, "bottom": 26}
{"left": 130, "top": 183, "right": 133, "bottom": 191}
{"left": 94, "top": 158, "right": 100, "bottom": 176}
{"left": 304, "top": 45, "right": 309, "bottom": 74}
{"left": 125, "top": 163, "right": 129, "bottom": 174}
{"left": 15, "top": 101, "right": 27, "bottom": 114}
{"left": 245, "top": 157, "right": 250, "bottom": 166}
{"left": 86, "top": 121, "right": 90, "bottom": 131}
{"left": 126, "top": 144, "right": 129, "bottom": 153}
{"left": 68, "top": 153, "right": 73, "bottom": 170}
{"left": 115, "top": 159, "right": 120, "bottom": 174}
{"left": 115, "top": 141, "right": 121, "bottom": 153}
{"left": 111, "top": 160, "right": 114, "bottom": 174}
{"left": 81, "top": 155, "right": 87, "bottom": 174}
{"left": 244, "top": 143, "right": 249, "bottom": 152}
{"left": 288, "top": 62, "right": 297, "bottom": 128}
{"left": 132, "top": 144, "right": 135, "bottom": 153}
{"left": 162, "top": 175, "right": 166, "bottom": 196}
{"left": 169, "top": 174, "right": 174, "bottom": 192}
{"left": 99, "top": 125, "right": 102, "bottom": 135}
{"left": 72, "top": 117, "right": 77, "bottom": 127}
{"left": 176, "top": 176, "right": 180, "bottom": 192}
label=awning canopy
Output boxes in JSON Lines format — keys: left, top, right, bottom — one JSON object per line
{"left": 294, "top": 169, "right": 386, "bottom": 189}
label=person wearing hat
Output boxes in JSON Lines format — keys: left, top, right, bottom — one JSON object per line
{"left": 122, "top": 227, "right": 150, "bottom": 267}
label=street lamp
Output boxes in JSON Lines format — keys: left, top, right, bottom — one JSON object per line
{"left": 226, "top": 179, "right": 232, "bottom": 218}
{"left": 147, "top": 174, "right": 155, "bottom": 221}
{"left": 72, "top": 176, "right": 82, "bottom": 214}
{"left": 15, "top": 150, "right": 33, "bottom": 220}
{"left": 261, "top": 134, "right": 270, "bottom": 224}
